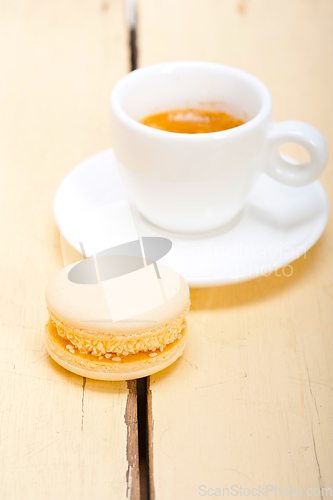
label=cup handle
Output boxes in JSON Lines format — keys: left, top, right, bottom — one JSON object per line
{"left": 265, "top": 121, "right": 328, "bottom": 186}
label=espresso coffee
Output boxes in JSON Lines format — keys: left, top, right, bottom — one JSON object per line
{"left": 140, "top": 108, "right": 244, "bottom": 134}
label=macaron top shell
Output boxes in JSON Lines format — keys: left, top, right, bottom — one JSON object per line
{"left": 46, "top": 261, "right": 190, "bottom": 336}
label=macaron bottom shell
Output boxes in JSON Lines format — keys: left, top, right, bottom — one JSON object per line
{"left": 45, "top": 319, "right": 187, "bottom": 381}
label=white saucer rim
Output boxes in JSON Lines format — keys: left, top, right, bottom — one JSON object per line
{"left": 54, "top": 148, "right": 329, "bottom": 288}
{"left": 53, "top": 149, "right": 114, "bottom": 228}
{"left": 188, "top": 181, "right": 329, "bottom": 287}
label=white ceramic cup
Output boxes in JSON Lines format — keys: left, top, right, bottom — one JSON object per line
{"left": 110, "top": 61, "right": 328, "bottom": 234}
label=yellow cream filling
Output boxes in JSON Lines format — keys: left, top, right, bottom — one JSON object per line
{"left": 48, "top": 302, "right": 189, "bottom": 358}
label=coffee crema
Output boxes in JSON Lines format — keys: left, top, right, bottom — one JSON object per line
{"left": 140, "top": 108, "right": 244, "bottom": 134}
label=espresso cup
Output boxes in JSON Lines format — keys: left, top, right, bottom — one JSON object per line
{"left": 110, "top": 62, "right": 328, "bottom": 234}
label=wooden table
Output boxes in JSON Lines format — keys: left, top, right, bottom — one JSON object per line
{"left": 1, "top": 1, "right": 332, "bottom": 499}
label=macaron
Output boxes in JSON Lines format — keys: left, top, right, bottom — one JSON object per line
{"left": 45, "top": 261, "right": 190, "bottom": 380}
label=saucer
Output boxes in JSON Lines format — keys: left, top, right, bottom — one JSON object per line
{"left": 54, "top": 149, "right": 329, "bottom": 287}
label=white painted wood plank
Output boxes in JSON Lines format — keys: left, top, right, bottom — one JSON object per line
{"left": 139, "top": 1, "right": 333, "bottom": 498}
{"left": 0, "top": 1, "right": 139, "bottom": 498}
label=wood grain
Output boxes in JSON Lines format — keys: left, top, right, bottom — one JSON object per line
{"left": 125, "top": 381, "right": 140, "bottom": 500}
{"left": 147, "top": 377, "right": 156, "bottom": 500}
{"left": 138, "top": 1, "right": 333, "bottom": 498}
{"left": 0, "top": 1, "right": 138, "bottom": 498}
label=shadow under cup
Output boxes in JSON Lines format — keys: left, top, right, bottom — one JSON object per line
{"left": 110, "top": 61, "right": 272, "bottom": 234}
